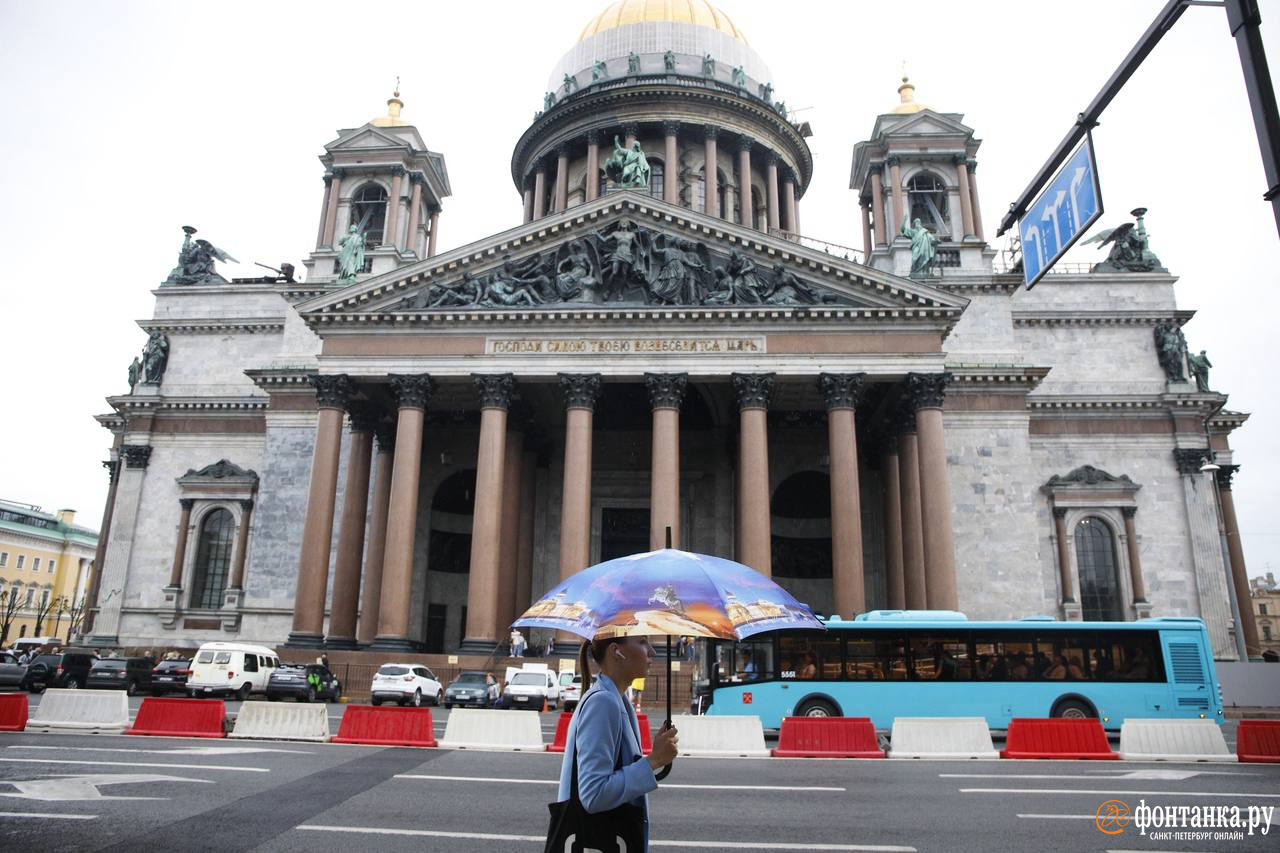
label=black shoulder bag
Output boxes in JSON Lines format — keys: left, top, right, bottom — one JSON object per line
{"left": 544, "top": 692, "right": 645, "bottom": 853}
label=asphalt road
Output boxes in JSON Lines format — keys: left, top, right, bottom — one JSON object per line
{"left": 0, "top": 694, "right": 1276, "bottom": 852}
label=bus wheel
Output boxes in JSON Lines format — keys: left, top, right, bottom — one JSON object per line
{"left": 795, "top": 698, "right": 838, "bottom": 718}
{"left": 1052, "top": 698, "right": 1095, "bottom": 719}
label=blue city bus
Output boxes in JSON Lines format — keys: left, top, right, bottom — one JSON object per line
{"left": 695, "top": 611, "right": 1223, "bottom": 731}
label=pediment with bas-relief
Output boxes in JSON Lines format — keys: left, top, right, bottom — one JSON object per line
{"left": 882, "top": 109, "right": 973, "bottom": 139}
{"left": 327, "top": 125, "right": 414, "bottom": 152}
{"left": 302, "top": 196, "right": 965, "bottom": 316}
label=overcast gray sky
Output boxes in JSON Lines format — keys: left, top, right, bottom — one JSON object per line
{"left": 1, "top": 0, "right": 1276, "bottom": 581}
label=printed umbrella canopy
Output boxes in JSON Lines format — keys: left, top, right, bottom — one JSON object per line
{"left": 512, "top": 547, "right": 825, "bottom": 642}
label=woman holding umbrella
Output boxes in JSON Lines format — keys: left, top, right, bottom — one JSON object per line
{"left": 552, "top": 635, "right": 678, "bottom": 852}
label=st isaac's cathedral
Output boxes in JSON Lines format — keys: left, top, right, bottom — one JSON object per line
{"left": 84, "top": 0, "right": 1259, "bottom": 662}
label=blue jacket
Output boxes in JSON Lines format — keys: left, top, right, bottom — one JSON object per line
{"left": 556, "top": 672, "right": 656, "bottom": 820}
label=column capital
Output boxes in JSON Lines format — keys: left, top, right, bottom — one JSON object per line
{"left": 663, "top": 120, "right": 680, "bottom": 136}
{"left": 309, "top": 374, "right": 355, "bottom": 410}
{"left": 1173, "top": 448, "right": 1208, "bottom": 476}
{"left": 906, "top": 372, "right": 952, "bottom": 410}
{"left": 534, "top": 160, "right": 548, "bottom": 175}
{"left": 585, "top": 128, "right": 601, "bottom": 144}
{"left": 736, "top": 135, "right": 755, "bottom": 154}
{"left": 103, "top": 459, "right": 118, "bottom": 484}
{"left": 966, "top": 159, "right": 979, "bottom": 173}
{"left": 891, "top": 401, "right": 917, "bottom": 436}
{"left": 703, "top": 124, "right": 720, "bottom": 140}
{"left": 120, "top": 445, "right": 152, "bottom": 469}
{"left": 330, "top": 166, "right": 346, "bottom": 179}
{"left": 322, "top": 173, "right": 335, "bottom": 186}
{"left": 780, "top": 166, "right": 797, "bottom": 185}
{"left": 1215, "top": 463, "right": 1240, "bottom": 490}
{"left": 388, "top": 373, "right": 434, "bottom": 409}
{"left": 1053, "top": 506, "right": 1069, "bottom": 520}
{"left": 765, "top": 151, "right": 780, "bottom": 167}
{"left": 473, "top": 373, "right": 516, "bottom": 410}
{"left": 346, "top": 401, "right": 381, "bottom": 433}
{"left": 886, "top": 155, "right": 901, "bottom": 168}
{"left": 179, "top": 498, "right": 195, "bottom": 512}
{"left": 555, "top": 143, "right": 570, "bottom": 159}
{"left": 1121, "top": 506, "right": 1138, "bottom": 519}
{"left": 645, "top": 372, "right": 688, "bottom": 410}
{"left": 622, "top": 122, "right": 641, "bottom": 139}
{"left": 818, "top": 373, "right": 866, "bottom": 410}
{"left": 239, "top": 499, "right": 255, "bottom": 512}
{"left": 373, "top": 417, "right": 397, "bottom": 452}
{"left": 869, "top": 164, "right": 883, "bottom": 176}
{"left": 732, "top": 372, "right": 774, "bottom": 410}
{"left": 559, "top": 373, "right": 602, "bottom": 410}
{"left": 951, "top": 154, "right": 968, "bottom": 168}
{"left": 390, "top": 165, "right": 407, "bottom": 177}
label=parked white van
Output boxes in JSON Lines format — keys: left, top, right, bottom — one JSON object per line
{"left": 187, "top": 642, "right": 279, "bottom": 700}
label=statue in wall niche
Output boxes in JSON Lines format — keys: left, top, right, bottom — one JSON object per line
{"left": 562, "top": 73, "right": 578, "bottom": 95}
{"left": 127, "top": 356, "right": 142, "bottom": 390}
{"left": 627, "top": 52, "right": 640, "bottom": 74}
{"left": 664, "top": 51, "right": 676, "bottom": 72}
{"left": 165, "top": 225, "right": 238, "bottom": 285}
{"left": 702, "top": 54, "right": 715, "bottom": 77}
{"left": 336, "top": 225, "right": 365, "bottom": 282}
{"left": 1154, "top": 320, "right": 1189, "bottom": 382}
{"left": 901, "top": 213, "right": 940, "bottom": 276}
{"left": 1187, "top": 349, "right": 1213, "bottom": 392}
{"left": 1082, "top": 207, "right": 1167, "bottom": 273}
{"left": 731, "top": 65, "right": 746, "bottom": 88}
{"left": 592, "top": 60, "right": 609, "bottom": 81}
{"left": 141, "top": 331, "right": 170, "bottom": 384}
{"left": 604, "top": 136, "right": 651, "bottom": 189}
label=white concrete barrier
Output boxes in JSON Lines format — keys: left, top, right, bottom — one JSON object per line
{"left": 1119, "top": 718, "right": 1236, "bottom": 762}
{"left": 26, "top": 689, "right": 129, "bottom": 734}
{"left": 670, "top": 714, "right": 769, "bottom": 758}
{"left": 230, "top": 701, "right": 329, "bottom": 742}
{"left": 888, "top": 717, "right": 998, "bottom": 759}
{"left": 438, "top": 709, "right": 544, "bottom": 751}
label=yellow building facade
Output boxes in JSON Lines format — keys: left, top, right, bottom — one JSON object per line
{"left": 1250, "top": 572, "right": 1280, "bottom": 662}
{"left": 0, "top": 500, "right": 97, "bottom": 646}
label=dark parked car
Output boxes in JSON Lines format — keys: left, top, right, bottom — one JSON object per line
{"left": 86, "top": 657, "right": 155, "bottom": 696}
{"left": 22, "top": 651, "right": 98, "bottom": 692}
{"left": 150, "top": 658, "right": 193, "bottom": 696}
{"left": 265, "top": 664, "right": 340, "bottom": 703}
{"left": 0, "top": 651, "right": 27, "bottom": 689}
{"left": 443, "top": 671, "right": 499, "bottom": 709}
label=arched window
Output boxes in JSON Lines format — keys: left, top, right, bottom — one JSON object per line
{"left": 1075, "top": 517, "right": 1122, "bottom": 621}
{"left": 191, "top": 508, "right": 235, "bottom": 609}
{"left": 350, "top": 183, "right": 388, "bottom": 247}
{"left": 648, "top": 159, "right": 664, "bottom": 198}
{"left": 693, "top": 167, "right": 706, "bottom": 211}
{"left": 907, "top": 172, "right": 949, "bottom": 234}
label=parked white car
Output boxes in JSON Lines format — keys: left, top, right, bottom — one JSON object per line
{"left": 370, "top": 663, "right": 443, "bottom": 707}
{"left": 559, "top": 671, "right": 582, "bottom": 711}
{"left": 503, "top": 666, "right": 561, "bottom": 710}
{"left": 187, "top": 642, "right": 279, "bottom": 700}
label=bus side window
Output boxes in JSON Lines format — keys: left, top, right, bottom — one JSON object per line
{"left": 1106, "top": 633, "right": 1160, "bottom": 682}
{"left": 1035, "top": 633, "right": 1093, "bottom": 681}
{"left": 907, "top": 634, "right": 971, "bottom": 680}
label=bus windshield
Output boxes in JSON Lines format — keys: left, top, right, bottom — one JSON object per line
{"left": 695, "top": 614, "right": 1217, "bottom": 731}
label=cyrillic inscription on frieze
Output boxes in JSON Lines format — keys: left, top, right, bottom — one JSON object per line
{"left": 486, "top": 336, "right": 766, "bottom": 355}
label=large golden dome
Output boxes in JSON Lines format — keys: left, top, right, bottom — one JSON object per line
{"left": 578, "top": 0, "right": 748, "bottom": 44}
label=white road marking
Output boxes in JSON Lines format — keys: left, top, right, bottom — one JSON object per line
{"left": 942, "top": 770, "right": 1251, "bottom": 781}
{"left": 960, "top": 787, "right": 1280, "bottom": 798}
{"left": 0, "top": 758, "right": 268, "bottom": 773}
{"left": 1017, "top": 814, "right": 1112, "bottom": 820}
{"left": 393, "top": 774, "right": 844, "bottom": 791}
{"left": 7, "top": 745, "right": 310, "bottom": 756}
{"left": 0, "top": 811, "right": 98, "bottom": 820}
{"left": 0, "top": 773, "right": 214, "bottom": 801}
{"left": 297, "top": 825, "right": 915, "bottom": 850}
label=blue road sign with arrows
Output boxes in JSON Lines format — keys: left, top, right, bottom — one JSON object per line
{"left": 1019, "top": 138, "right": 1103, "bottom": 288}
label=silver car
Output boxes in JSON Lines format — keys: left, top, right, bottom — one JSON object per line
{"left": 0, "top": 651, "right": 28, "bottom": 689}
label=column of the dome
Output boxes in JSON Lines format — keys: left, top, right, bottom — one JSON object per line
{"left": 954, "top": 156, "right": 976, "bottom": 240}
{"left": 861, "top": 201, "right": 873, "bottom": 258}
{"left": 427, "top": 209, "right": 439, "bottom": 258}
{"left": 585, "top": 130, "right": 600, "bottom": 202}
{"left": 533, "top": 164, "right": 547, "bottom": 219}
{"left": 663, "top": 122, "right": 679, "bottom": 204}
{"left": 736, "top": 136, "right": 753, "bottom": 228}
{"left": 765, "top": 153, "right": 780, "bottom": 232}
{"left": 554, "top": 145, "right": 569, "bottom": 212}
{"left": 703, "top": 126, "right": 719, "bottom": 217}
{"left": 322, "top": 168, "right": 344, "bottom": 247}
{"left": 386, "top": 167, "right": 404, "bottom": 250}
{"left": 523, "top": 181, "right": 534, "bottom": 223}
{"left": 888, "top": 156, "right": 905, "bottom": 229}
{"left": 967, "top": 161, "right": 985, "bottom": 242}
{"left": 782, "top": 170, "right": 798, "bottom": 235}
{"left": 870, "top": 168, "right": 887, "bottom": 246}
{"left": 315, "top": 175, "right": 334, "bottom": 250}
{"left": 624, "top": 122, "right": 639, "bottom": 148}
{"left": 406, "top": 174, "right": 423, "bottom": 255}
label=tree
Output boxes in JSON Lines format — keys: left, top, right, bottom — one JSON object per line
{"left": 61, "top": 596, "right": 87, "bottom": 643}
{"left": 32, "top": 590, "right": 55, "bottom": 636}
{"left": 0, "top": 590, "right": 21, "bottom": 648}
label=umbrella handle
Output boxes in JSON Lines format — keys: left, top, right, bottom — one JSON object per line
{"left": 655, "top": 762, "right": 672, "bottom": 781}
